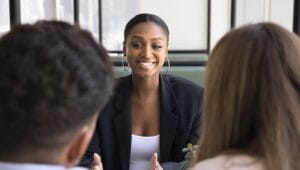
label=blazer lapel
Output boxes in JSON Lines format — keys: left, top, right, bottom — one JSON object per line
{"left": 159, "top": 74, "right": 179, "bottom": 162}
{"left": 112, "top": 74, "right": 180, "bottom": 167}
{"left": 113, "top": 76, "right": 132, "bottom": 170}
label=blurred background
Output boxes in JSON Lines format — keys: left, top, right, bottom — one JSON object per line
{"left": 0, "top": 0, "right": 298, "bottom": 86}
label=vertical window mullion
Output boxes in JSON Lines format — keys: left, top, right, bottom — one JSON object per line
{"left": 207, "top": 0, "right": 211, "bottom": 54}
{"left": 99, "top": 0, "right": 102, "bottom": 43}
{"left": 9, "top": 0, "right": 21, "bottom": 27}
{"left": 293, "top": 0, "right": 300, "bottom": 34}
{"left": 74, "top": 0, "right": 79, "bottom": 25}
{"left": 230, "top": 0, "right": 236, "bottom": 29}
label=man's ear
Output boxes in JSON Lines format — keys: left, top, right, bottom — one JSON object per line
{"left": 65, "top": 125, "right": 95, "bottom": 167}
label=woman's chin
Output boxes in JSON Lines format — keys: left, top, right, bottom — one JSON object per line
{"left": 132, "top": 70, "right": 160, "bottom": 79}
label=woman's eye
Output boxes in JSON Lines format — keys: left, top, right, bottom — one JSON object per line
{"left": 153, "top": 44, "right": 163, "bottom": 49}
{"left": 131, "top": 42, "right": 142, "bottom": 48}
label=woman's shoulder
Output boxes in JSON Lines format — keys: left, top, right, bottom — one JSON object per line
{"left": 113, "top": 75, "right": 131, "bottom": 89}
{"left": 191, "top": 154, "right": 265, "bottom": 170}
{"left": 161, "top": 74, "right": 203, "bottom": 90}
{"left": 161, "top": 74, "right": 203, "bottom": 100}
{"left": 115, "top": 74, "right": 131, "bottom": 83}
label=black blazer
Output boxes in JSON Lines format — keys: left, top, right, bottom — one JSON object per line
{"left": 80, "top": 74, "right": 203, "bottom": 170}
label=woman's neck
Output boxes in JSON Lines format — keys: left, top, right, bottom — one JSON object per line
{"left": 131, "top": 74, "right": 159, "bottom": 98}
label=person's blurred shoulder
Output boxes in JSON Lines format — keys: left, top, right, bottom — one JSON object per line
{"left": 191, "top": 154, "right": 266, "bottom": 170}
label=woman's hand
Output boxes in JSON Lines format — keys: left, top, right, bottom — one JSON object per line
{"left": 150, "top": 152, "right": 163, "bottom": 170}
{"left": 91, "top": 153, "right": 103, "bottom": 170}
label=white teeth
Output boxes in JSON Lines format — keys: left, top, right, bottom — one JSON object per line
{"left": 137, "top": 60, "right": 156, "bottom": 67}
{"left": 141, "top": 62, "right": 154, "bottom": 66}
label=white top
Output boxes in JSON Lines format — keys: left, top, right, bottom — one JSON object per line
{"left": 191, "top": 154, "right": 265, "bottom": 170}
{"left": 129, "top": 134, "right": 160, "bottom": 170}
{"left": 0, "top": 162, "right": 88, "bottom": 170}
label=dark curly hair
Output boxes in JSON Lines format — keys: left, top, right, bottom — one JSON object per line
{"left": 0, "top": 21, "right": 114, "bottom": 157}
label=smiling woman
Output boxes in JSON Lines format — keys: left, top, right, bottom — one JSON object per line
{"left": 80, "top": 13, "right": 204, "bottom": 170}
{"left": 125, "top": 22, "right": 168, "bottom": 78}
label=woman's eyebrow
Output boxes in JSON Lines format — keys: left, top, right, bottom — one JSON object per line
{"left": 151, "top": 37, "right": 165, "bottom": 41}
{"left": 130, "top": 35, "right": 143, "bottom": 40}
{"left": 130, "top": 35, "right": 166, "bottom": 41}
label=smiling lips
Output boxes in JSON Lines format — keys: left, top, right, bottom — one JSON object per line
{"left": 136, "top": 60, "right": 157, "bottom": 68}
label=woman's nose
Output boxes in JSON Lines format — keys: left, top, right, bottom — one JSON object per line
{"left": 141, "top": 45, "right": 152, "bottom": 58}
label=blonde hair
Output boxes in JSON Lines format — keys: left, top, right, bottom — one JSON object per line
{"left": 196, "top": 23, "right": 300, "bottom": 170}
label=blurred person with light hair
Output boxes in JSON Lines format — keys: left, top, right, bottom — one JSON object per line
{"left": 192, "top": 22, "right": 300, "bottom": 170}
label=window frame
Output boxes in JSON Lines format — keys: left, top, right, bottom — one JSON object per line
{"left": 8, "top": 0, "right": 298, "bottom": 66}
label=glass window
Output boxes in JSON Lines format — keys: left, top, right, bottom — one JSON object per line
{"left": 56, "top": 0, "right": 74, "bottom": 23}
{"left": 101, "top": 0, "right": 206, "bottom": 51}
{"left": 20, "top": 0, "right": 74, "bottom": 24}
{"left": 0, "top": 0, "right": 10, "bottom": 37}
{"left": 102, "top": 0, "right": 139, "bottom": 51}
{"left": 140, "top": 0, "right": 207, "bottom": 50}
{"left": 235, "top": 0, "right": 293, "bottom": 31}
{"left": 79, "top": 0, "right": 99, "bottom": 41}
{"left": 210, "top": 0, "right": 231, "bottom": 50}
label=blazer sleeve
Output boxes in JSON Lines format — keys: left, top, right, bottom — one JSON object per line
{"left": 189, "top": 87, "right": 203, "bottom": 145}
{"left": 165, "top": 75, "right": 204, "bottom": 161}
{"left": 172, "top": 75, "right": 203, "bottom": 146}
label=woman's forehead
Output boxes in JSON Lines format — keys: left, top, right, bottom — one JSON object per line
{"left": 126, "top": 22, "right": 168, "bottom": 40}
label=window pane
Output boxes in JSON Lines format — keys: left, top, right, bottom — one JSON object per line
{"left": 0, "top": 0, "right": 10, "bottom": 37}
{"left": 140, "top": 0, "right": 207, "bottom": 50}
{"left": 102, "top": 0, "right": 206, "bottom": 51}
{"left": 79, "top": 0, "right": 99, "bottom": 41}
{"left": 235, "top": 0, "right": 293, "bottom": 31}
{"left": 102, "top": 0, "right": 139, "bottom": 51}
{"left": 210, "top": 0, "right": 231, "bottom": 50}
{"left": 20, "top": 0, "right": 74, "bottom": 24}
{"left": 57, "top": 0, "right": 74, "bottom": 23}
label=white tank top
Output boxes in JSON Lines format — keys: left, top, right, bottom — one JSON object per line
{"left": 129, "top": 134, "right": 160, "bottom": 170}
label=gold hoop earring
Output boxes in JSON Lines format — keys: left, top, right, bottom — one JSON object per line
{"left": 164, "top": 56, "right": 171, "bottom": 73}
{"left": 122, "top": 56, "right": 129, "bottom": 72}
